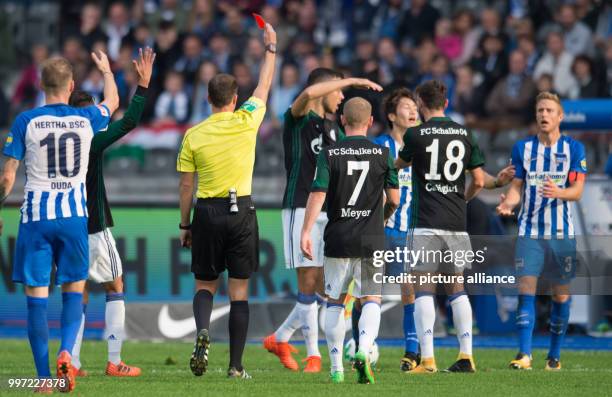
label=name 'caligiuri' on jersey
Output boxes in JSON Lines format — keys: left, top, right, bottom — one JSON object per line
{"left": 3, "top": 103, "right": 110, "bottom": 223}
{"left": 511, "top": 134, "right": 587, "bottom": 238}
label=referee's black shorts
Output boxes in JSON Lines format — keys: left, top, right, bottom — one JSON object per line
{"left": 191, "top": 196, "right": 259, "bottom": 281}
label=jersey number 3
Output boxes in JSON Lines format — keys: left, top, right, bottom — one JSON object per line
{"left": 40, "top": 132, "right": 82, "bottom": 178}
{"left": 347, "top": 160, "right": 369, "bottom": 206}
{"left": 425, "top": 139, "right": 465, "bottom": 181}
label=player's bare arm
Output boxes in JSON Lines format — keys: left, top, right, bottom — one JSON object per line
{"left": 394, "top": 157, "right": 411, "bottom": 169}
{"left": 252, "top": 23, "right": 277, "bottom": 103}
{"left": 91, "top": 50, "right": 120, "bottom": 113}
{"left": 540, "top": 175, "right": 585, "bottom": 201}
{"left": 465, "top": 167, "right": 486, "bottom": 201}
{"left": 0, "top": 158, "right": 19, "bottom": 236}
{"left": 496, "top": 178, "right": 524, "bottom": 216}
{"left": 383, "top": 187, "right": 400, "bottom": 222}
{"left": 300, "top": 191, "right": 326, "bottom": 260}
{"left": 133, "top": 47, "right": 156, "bottom": 88}
{"left": 291, "top": 78, "right": 382, "bottom": 117}
{"left": 484, "top": 165, "right": 516, "bottom": 189}
{"left": 179, "top": 172, "right": 196, "bottom": 248}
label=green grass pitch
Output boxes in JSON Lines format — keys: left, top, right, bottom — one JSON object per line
{"left": 0, "top": 340, "right": 611, "bottom": 396}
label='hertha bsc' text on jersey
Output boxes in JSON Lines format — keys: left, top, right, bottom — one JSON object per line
{"left": 511, "top": 135, "right": 587, "bottom": 238}
{"left": 398, "top": 116, "right": 484, "bottom": 232}
{"left": 312, "top": 136, "right": 399, "bottom": 257}
{"left": 3, "top": 104, "right": 110, "bottom": 223}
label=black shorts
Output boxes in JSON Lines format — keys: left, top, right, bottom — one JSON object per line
{"left": 191, "top": 196, "right": 259, "bottom": 281}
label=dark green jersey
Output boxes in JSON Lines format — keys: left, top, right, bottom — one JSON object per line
{"left": 282, "top": 109, "right": 344, "bottom": 208}
{"left": 312, "top": 136, "right": 399, "bottom": 257}
{"left": 398, "top": 116, "right": 484, "bottom": 232}
{"left": 87, "top": 86, "right": 147, "bottom": 234}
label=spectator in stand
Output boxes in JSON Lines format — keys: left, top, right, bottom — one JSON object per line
{"left": 606, "top": 39, "right": 612, "bottom": 97}
{"left": 105, "top": 2, "right": 133, "bottom": 61}
{"left": 377, "top": 37, "right": 414, "bottom": 86}
{"left": 594, "top": 4, "right": 612, "bottom": 48}
{"left": 245, "top": 36, "right": 265, "bottom": 81}
{"left": 224, "top": 7, "right": 250, "bottom": 56}
{"left": 11, "top": 43, "right": 48, "bottom": 113}
{"left": 155, "top": 71, "right": 189, "bottom": 124}
{"left": 174, "top": 34, "right": 206, "bottom": 91}
{"left": 478, "top": 8, "right": 509, "bottom": 49}
{"left": 486, "top": 50, "right": 537, "bottom": 129}
{"left": 535, "top": 73, "right": 555, "bottom": 94}
{"left": 470, "top": 33, "right": 508, "bottom": 95}
{"left": 420, "top": 55, "right": 455, "bottom": 110}
{"left": 517, "top": 34, "right": 540, "bottom": 76}
{"left": 435, "top": 18, "right": 462, "bottom": 62}
{"left": 534, "top": 31, "right": 578, "bottom": 98}
{"left": 452, "top": 9, "right": 480, "bottom": 67}
{"left": 154, "top": 21, "right": 182, "bottom": 88}
{"left": 397, "top": 0, "right": 440, "bottom": 46}
{"left": 81, "top": 67, "right": 105, "bottom": 103}
{"left": 260, "top": 4, "right": 294, "bottom": 53}
{"left": 63, "top": 2, "right": 108, "bottom": 51}
{"left": 452, "top": 64, "right": 486, "bottom": 127}
{"left": 558, "top": 4, "right": 594, "bottom": 56}
{"left": 571, "top": 55, "right": 607, "bottom": 98}
{"left": 232, "top": 62, "right": 256, "bottom": 106}
{"left": 147, "top": 0, "right": 188, "bottom": 33}
{"left": 188, "top": 0, "right": 219, "bottom": 45}
{"left": 352, "top": 36, "right": 377, "bottom": 77}
{"left": 371, "top": 0, "right": 405, "bottom": 41}
{"left": 132, "top": 23, "right": 155, "bottom": 58}
{"left": 62, "top": 37, "right": 88, "bottom": 85}
{"left": 190, "top": 60, "right": 218, "bottom": 124}
{"left": 270, "top": 62, "right": 300, "bottom": 125}
{"left": 207, "top": 32, "right": 232, "bottom": 73}
{"left": 413, "top": 37, "right": 439, "bottom": 79}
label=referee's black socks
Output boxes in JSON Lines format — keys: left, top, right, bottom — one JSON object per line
{"left": 229, "top": 300, "right": 249, "bottom": 371}
{"left": 193, "top": 289, "right": 214, "bottom": 330}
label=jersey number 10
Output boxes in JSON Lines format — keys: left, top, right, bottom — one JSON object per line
{"left": 40, "top": 132, "right": 82, "bottom": 178}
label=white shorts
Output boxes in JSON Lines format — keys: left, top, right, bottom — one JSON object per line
{"left": 409, "top": 228, "right": 472, "bottom": 274}
{"left": 324, "top": 257, "right": 382, "bottom": 299}
{"left": 88, "top": 228, "right": 123, "bottom": 283}
{"left": 282, "top": 208, "right": 327, "bottom": 269}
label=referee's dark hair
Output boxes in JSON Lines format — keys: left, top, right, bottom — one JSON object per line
{"left": 416, "top": 80, "right": 447, "bottom": 111}
{"left": 383, "top": 87, "right": 417, "bottom": 129}
{"left": 208, "top": 73, "right": 238, "bottom": 107}
{"left": 69, "top": 90, "right": 95, "bottom": 107}
{"left": 306, "top": 68, "right": 344, "bottom": 87}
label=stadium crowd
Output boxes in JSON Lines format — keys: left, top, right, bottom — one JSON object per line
{"left": 2, "top": 0, "right": 611, "bottom": 173}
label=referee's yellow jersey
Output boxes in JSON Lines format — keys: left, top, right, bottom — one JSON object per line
{"left": 177, "top": 96, "right": 266, "bottom": 198}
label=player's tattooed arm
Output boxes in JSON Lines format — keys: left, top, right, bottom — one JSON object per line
{"left": 496, "top": 178, "right": 524, "bottom": 216}
{"left": 383, "top": 188, "right": 400, "bottom": 222}
{"left": 301, "top": 192, "right": 326, "bottom": 260}
{"left": 0, "top": 158, "right": 20, "bottom": 235}
{"left": 484, "top": 165, "right": 516, "bottom": 189}
{"left": 465, "top": 167, "right": 485, "bottom": 201}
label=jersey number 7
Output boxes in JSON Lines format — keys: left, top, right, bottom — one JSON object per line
{"left": 347, "top": 160, "right": 369, "bottom": 205}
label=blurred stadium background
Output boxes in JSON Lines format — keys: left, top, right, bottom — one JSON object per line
{"left": 0, "top": 0, "right": 611, "bottom": 348}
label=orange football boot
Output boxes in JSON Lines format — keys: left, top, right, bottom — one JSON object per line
{"left": 303, "top": 356, "right": 322, "bottom": 373}
{"left": 105, "top": 361, "right": 142, "bottom": 377}
{"left": 262, "top": 334, "right": 299, "bottom": 371}
{"left": 56, "top": 350, "right": 75, "bottom": 392}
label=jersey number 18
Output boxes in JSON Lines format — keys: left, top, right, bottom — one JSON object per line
{"left": 424, "top": 139, "right": 465, "bottom": 181}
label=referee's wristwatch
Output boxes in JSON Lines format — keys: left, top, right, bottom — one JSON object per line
{"left": 265, "top": 43, "right": 277, "bottom": 54}
{"left": 179, "top": 224, "right": 191, "bottom": 230}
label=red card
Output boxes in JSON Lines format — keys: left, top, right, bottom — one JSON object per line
{"left": 252, "top": 13, "right": 266, "bottom": 29}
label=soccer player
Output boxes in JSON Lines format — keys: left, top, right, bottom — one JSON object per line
{"left": 177, "top": 23, "right": 276, "bottom": 379}
{"left": 497, "top": 92, "right": 586, "bottom": 371}
{"left": 395, "top": 80, "right": 485, "bottom": 373}
{"left": 301, "top": 97, "right": 399, "bottom": 384}
{"left": 0, "top": 52, "right": 118, "bottom": 391}
{"left": 68, "top": 47, "right": 155, "bottom": 378}
{"left": 263, "top": 69, "right": 382, "bottom": 373}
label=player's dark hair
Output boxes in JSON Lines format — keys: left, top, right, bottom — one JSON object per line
{"left": 208, "top": 73, "right": 238, "bottom": 107}
{"left": 306, "top": 68, "right": 344, "bottom": 87}
{"left": 68, "top": 90, "right": 95, "bottom": 108}
{"left": 383, "top": 87, "right": 417, "bottom": 129}
{"left": 416, "top": 80, "right": 447, "bottom": 111}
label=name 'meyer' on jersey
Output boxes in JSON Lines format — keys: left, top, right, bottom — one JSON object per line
{"left": 3, "top": 103, "right": 110, "bottom": 223}
{"left": 312, "top": 136, "right": 399, "bottom": 257}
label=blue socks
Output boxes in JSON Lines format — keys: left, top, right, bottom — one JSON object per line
{"left": 548, "top": 299, "right": 570, "bottom": 360}
{"left": 516, "top": 294, "right": 535, "bottom": 356}
{"left": 59, "top": 292, "right": 83, "bottom": 354}
{"left": 403, "top": 303, "right": 418, "bottom": 354}
{"left": 351, "top": 305, "right": 361, "bottom": 350}
{"left": 27, "top": 296, "right": 50, "bottom": 377}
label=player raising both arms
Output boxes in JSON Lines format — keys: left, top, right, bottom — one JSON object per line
{"left": 68, "top": 47, "right": 156, "bottom": 379}
{"left": 497, "top": 92, "right": 586, "bottom": 371}
{"left": 263, "top": 69, "right": 382, "bottom": 372}
{"left": 301, "top": 97, "right": 399, "bottom": 384}
{"left": 0, "top": 52, "right": 118, "bottom": 392}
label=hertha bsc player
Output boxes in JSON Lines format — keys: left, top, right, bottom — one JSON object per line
{"left": 67, "top": 47, "right": 155, "bottom": 378}
{"left": 301, "top": 97, "right": 399, "bottom": 384}
{"left": 395, "top": 80, "right": 485, "bottom": 373}
{"left": 263, "top": 70, "right": 382, "bottom": 372}
{"left": 497, "top": 92, "right": 586, "bottom": 371}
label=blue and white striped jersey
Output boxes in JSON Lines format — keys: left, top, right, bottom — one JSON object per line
{"left": 373, "top": 133, "right": 412, "bottom": 232}
{"left": 511, "top": 134, "right": 587, "bottom": 238}
{"left": 3, "top": 103, "right": 110, "bottom": 223}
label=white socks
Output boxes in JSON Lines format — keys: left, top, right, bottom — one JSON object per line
{"left": 71, "top": 313, "right": 85, "bottom": 369}
{"left": 357, "top": 301, "right": 381, "bottom": 355}
{"left": 450, "top": 294, "right": 473, "bottom": 356}
{"left": 325, "top": 305, "right": 345, "bottom": 373}
{"left": 105, "top": 299, "right": 125, "bottom": 365}
{"left": 298, "top": 302, "right": 321, "bottom": 357}
{"left": 274, "top": 305, "right": 301, "bottom": 342}
{"left": 415, "top": 295, "right": 436, "bottom": 359}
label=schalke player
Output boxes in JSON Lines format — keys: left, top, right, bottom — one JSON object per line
{"left": 497, "top": 92, "right": 586, "bottom": 371}
{"left": 0, "top": 52, "right": 118, "bottom": 391}
{"left": 301, "top": 97, "right": 399, "bottom": 384}
{"left": 68, "top": 47, "right": 155, "bottom": 378}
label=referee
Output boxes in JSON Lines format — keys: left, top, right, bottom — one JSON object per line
{"left": 177, "top": 23, "right": 276, "bottom": 379}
